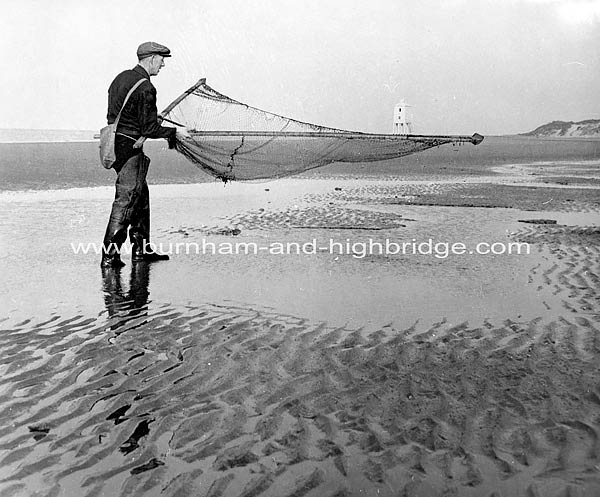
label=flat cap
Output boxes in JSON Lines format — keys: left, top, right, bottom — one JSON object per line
{"left": 137, "top": 41, "right": 171, "bottom": 59}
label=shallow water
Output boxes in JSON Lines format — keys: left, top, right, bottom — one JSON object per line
{"left": 0, "top": 181, "right": 564, "bottom": 329}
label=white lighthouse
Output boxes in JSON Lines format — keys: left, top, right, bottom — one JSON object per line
{"left": 393, "top": 100, "right": 412, "bottom": 135}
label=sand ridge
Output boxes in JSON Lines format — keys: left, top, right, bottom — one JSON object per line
{"left": 1, "top": 297, "right": 599, "bottom": 496}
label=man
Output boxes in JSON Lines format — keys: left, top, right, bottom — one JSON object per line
{"left": 101, "top": 41, "right": 187, "bottom": 268}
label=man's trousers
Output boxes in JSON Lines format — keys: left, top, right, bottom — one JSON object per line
{"left": 102, "top": 153, "right": 151, "bottom": 253}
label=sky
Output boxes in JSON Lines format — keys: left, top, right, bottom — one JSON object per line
{"left": 1, "top": 0, "right": 599, "bottom": 135}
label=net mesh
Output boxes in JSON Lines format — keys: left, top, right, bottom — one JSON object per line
{"left": 161, "top": 79, "right": 483, "bottom": 182}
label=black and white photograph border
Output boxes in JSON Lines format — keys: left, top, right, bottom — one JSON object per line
{"left": 1, "top": 1, "right": 600, "bottom": 496}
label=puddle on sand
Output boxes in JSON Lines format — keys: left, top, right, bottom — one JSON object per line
{"left": 516, "top": 210, "right": 600, "bottom": 227}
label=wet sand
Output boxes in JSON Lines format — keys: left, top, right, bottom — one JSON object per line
{"left": 1, "top": 160, "right": 599, "bottom": 496}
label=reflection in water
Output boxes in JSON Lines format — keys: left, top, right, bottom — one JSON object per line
{"left": 101, "top": 262, "right": 151, "bottom": 332}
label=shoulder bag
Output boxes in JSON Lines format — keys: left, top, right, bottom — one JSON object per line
{"left": 99, "top": 78, "right": 146, "bottom": 169}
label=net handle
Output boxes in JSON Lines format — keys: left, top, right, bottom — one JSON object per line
{"left": 186, "top": 130, "right": 484, "bottom": 144}
{"left": 161, "top": 78, "right": 207, "bottom": 116}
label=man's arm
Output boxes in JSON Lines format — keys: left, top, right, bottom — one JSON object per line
{"left": 139, "top": 84, "right": 176, "bottom": 140}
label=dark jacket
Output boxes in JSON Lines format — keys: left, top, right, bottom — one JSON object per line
{"left": 107, "top": 65, "right": 176, "bottom": 163}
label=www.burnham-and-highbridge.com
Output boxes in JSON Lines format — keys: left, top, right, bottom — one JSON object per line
{"left": 72, "top": 237, "right": 531, "bottom": 260}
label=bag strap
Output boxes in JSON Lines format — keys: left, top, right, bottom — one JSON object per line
{"left": 113, "top": 78, "right": 147, "bottom": 127}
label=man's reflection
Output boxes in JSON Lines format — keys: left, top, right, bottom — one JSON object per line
{"left": 101, "top": 262, "right": 151, "bottom": 332}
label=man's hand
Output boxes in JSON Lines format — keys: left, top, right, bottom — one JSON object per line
{"left": 169, "top": 126, "right": 191, "bottom": 149}
{"left": 176, "top": 127, "right": 191, "bottom": 140}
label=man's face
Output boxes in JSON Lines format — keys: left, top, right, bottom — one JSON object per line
{"left": 149, "top": 55, "right": 165, "bottom": 76}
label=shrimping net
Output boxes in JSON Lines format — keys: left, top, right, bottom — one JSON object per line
{"left": 161, "top": 79, "right": 483, "bottom": 182}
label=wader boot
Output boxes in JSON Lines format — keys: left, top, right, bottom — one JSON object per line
{"left": 128, "top": 178, "right": 169, "bottom": 262}
{"left": 101, "top": 226, "right": 127, "bottom": 268}
{"left": 131, "top": 232, "right": 170, "bottom": 262}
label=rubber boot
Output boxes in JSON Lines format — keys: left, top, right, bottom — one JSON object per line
{"left": 130, "top": 232, "right": 170, "bottom": 262}
{"left": 101, "top": 227, "right": 127, "bottom": 268}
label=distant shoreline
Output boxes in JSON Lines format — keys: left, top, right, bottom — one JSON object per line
{"left": 0, "top": 140, "right": 98, "bottom": 144}
{"left": 0, "top": 128, "right": 96, "bottom": 144}
{"left": 0, "top": 130, "right": 600, "bottom": 145}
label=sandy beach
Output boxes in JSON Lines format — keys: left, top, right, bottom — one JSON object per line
{"left": 1, "top": 156, "right": 599, "bottom": 496}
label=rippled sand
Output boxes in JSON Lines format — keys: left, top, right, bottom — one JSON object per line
{"left": 1, "top": 164, "right": 599, "bottom": 496}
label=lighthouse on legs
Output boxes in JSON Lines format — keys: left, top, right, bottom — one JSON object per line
{"left": 393, "top": 100, "right": 413, "bottom": 135}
